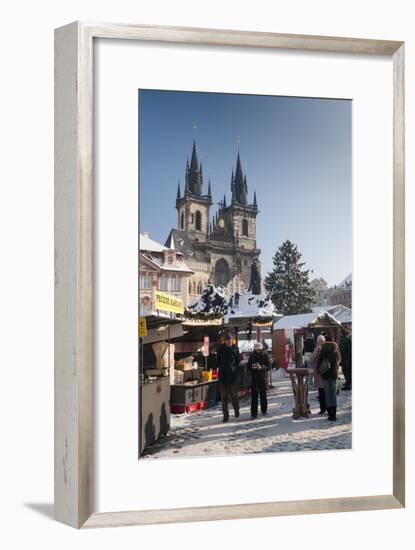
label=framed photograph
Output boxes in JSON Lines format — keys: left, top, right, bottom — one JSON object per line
{"left": 54, "top": 22, "right": 405, "bottom": 528}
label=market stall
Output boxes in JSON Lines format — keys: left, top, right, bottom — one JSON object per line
{"left": 169, "top": 320, "right": 226, "bottom": 413}
{"left": 273, "top": 309, "right": 345, "bottom": 369}
{"left": 139, "top": 314, "right": 184, "bottom": 454}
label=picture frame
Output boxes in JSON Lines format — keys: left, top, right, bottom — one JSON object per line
{"left": 54, "top": 21, "right": 405, "bottom": 529}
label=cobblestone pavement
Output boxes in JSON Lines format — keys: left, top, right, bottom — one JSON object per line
{"left": 142, "top": 372, "right": 352, "bottom": 459}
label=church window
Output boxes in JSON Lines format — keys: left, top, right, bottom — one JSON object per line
{"left": 192, "top": 281, "right": 197, "bottom": 294}
{"left": 197, "top": 281, "right": 203, "bottom": 294}
{"left": 191, "top": 213, "right": 194, "bottom": 223}
{"left": 242, "top": 218, "right": 249, "bottom": 237}
{"left": 215, "top": 258, "right": 230, "bottom": 287}
{"left": 195, "top": 210, "right": 202, "bottom": 231}
{"left": 180, "top": 212, "right": 184, "bottom": 229}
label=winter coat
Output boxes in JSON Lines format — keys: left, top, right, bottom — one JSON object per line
{"left": 339, "top": 333, "right": 352, "bottom": 369}
{"left": 311, "top": 345, "right": 323, "bottom": 388}
{"left": 217, "top": 343, "right": 240, "bottom": 384}
{"left": 317, "top": 342, "right": 341, "bottom": 381}
{"left": 247, "top": 351, "right": 271, "bottom": 383}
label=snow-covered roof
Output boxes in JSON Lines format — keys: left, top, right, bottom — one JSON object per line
{"left": 224, "top": 291, "right": 276, "bottom": 322}
{"left": 140, "top": 233, "right": 168, "bottom": 253}
{"left": 338, "top": 273, "right": 352, "bottom": 288}
{"left": 274, "top": 310, "right": 342, "bottom": 330}
{"left": 140, "top": 252, "right": 193, "bottom": 274}
{"left": 186, "top": 284, "right": 228, "bottom": 317}
{"left": 311, "top": 304, "right": 352, "bottom": 324}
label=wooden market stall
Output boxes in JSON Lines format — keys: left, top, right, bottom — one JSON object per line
{"left": 139, "top": 313, "right": 184, "bottom": 454}
{"left": 272, "top": 308, "right": 348, "bottom": 369}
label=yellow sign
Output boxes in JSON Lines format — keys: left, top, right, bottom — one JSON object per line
{"left": 139, "top": 317, "right": 147, "bottom": 337}
{"left": 154, "top": 291, "right": 184, "bottom": 315}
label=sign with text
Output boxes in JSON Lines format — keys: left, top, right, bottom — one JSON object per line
{"left": 154, "top": 291, "right": 184, "bottom": 315}
{"left": 139, "top": 317, "right": 147, "bottom": 337}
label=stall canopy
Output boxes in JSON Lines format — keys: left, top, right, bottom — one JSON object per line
{"left": 274, "top": 310, "right": 342, "bottom": 330}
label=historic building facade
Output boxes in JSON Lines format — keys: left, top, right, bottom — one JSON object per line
{"left": 139, "top": 232, "right": 193, "bottom": 315}
{"left": 165, "top": 141, "right": 261, "bottom": 303}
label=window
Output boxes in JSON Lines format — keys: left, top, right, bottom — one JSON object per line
{"left": 140, "top": 274, "right": 152, "bottom": 289}
{"left": 192, "top": 281, "right": 197, "bottom": 294}
{"left": 158, "top": 275, "right": 169, "bottom": 291}
{"left": 140, "top": 299, "right": 152, "bottom": 313}
{"left": 197, "top": 281, "right": 203, "bottom": 294}
{"left": 242, "top": 218, "right": 249, "bottom": 237}
{"left": 189, "top": 281, "right": 192, "bottom": 294}
{"left": 195, "top": 210, "right": 202, "bottom": 231}
{"left": 171, "top": 276, "right": 181, "bottom": 291}
{"left": 180, "top": 212, "right": 184, "bottom": 229}
{"left": 215, "top": 258, "right": 230, "bottom": 287}
{"left": 191, "top": 213, "right": 194, "bottom": 224}
{"left": 167, "top": 255, "right": 173, "bottom": 264}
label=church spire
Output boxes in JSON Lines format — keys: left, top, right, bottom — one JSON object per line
{"left": 233, "top": 152, "right": 248, "bottom": 205}
{"left": 186, "top": 140, "right": 203, "bottom": 195}
{"left": 207, "top": 179, "right": 212, "bottom": 198}
{"left": 176, "top": 180, "right": 181, "bottom": 200}
{"left": 223, "top": 193, "right": 227, "bottom": 208}
{"left": 253, "top": 190, "right": 258, "bottom": 209}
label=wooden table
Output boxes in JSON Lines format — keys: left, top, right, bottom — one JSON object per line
{"left": 287, "top": 367, "right": 314, "bottom": 419}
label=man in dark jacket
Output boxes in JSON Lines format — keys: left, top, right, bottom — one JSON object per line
{"left": 247, "top": 341, "right": 271, "bottom": 419}
{"left": 317, "top": 335, "right": 341, "bottom": 421}
{"left": 217, "top": 333, "right": 240, "bottom": 422}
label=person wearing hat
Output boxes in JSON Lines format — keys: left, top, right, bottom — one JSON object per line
{"left": 247, "top": 341, "right": 271, "bottom": 419}
{"left": 216, "top": 333, "right": 240, "bottom": 422}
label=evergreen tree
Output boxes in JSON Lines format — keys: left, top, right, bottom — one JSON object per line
{"left": 265, "top": 240, "right": 315, "bottom": 315}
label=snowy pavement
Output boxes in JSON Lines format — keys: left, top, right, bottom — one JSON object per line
{"left": 142, "top": 370, "right": 352, "bottom": 459}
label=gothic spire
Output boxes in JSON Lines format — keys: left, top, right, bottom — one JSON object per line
{"left": 233, "top": 152, "right": 248, "bottom": 205}
{"left": 190, "top": 140, "right": 198, "bottom": 171}
{"left": 176, "top": 181, "right": 181, "bottom": 200}
{"left": 253, "top": 190, "right": 258, "bottom": 209}
{"left": 223, "top": 194, "right": 227, "bottom": 208}
{"left": 186, "top": 141, "right": 202, "bottom": 195}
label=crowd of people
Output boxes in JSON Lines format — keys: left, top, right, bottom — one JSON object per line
{"left": 216, "top": 328, "right": 352, "bottom": 424}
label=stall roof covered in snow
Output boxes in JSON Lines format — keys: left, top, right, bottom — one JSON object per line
{"left": 274, "top": 310, "right": 342, "bottom": 330}
{"left": 224, "top": 291, "right": 277, "bottom": 323}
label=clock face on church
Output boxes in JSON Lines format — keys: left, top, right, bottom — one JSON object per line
{"left": 218, "top": 218, "right": 225, "bottom": 228}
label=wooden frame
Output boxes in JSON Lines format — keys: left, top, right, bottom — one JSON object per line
{"left": 54, "top": 21, "right": 405, "bottom": 529}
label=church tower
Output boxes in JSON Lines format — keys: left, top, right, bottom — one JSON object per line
{"left": 209, "top": 151, "right": 260, "bottom": 288}
{"left": 213, "top": 152, "right": 259, "bottom": 249}
{"left": 176, "top": 141, "right": 212, "bottom": 241}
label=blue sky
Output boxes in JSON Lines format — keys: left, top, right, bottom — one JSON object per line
{"left": 139, "top": 90, "right": 351, "bottom": 287}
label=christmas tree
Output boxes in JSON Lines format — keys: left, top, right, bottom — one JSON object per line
{"left": 265, "top": 240, "right": 315, "bottom": 315}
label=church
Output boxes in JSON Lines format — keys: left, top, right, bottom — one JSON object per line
{"left": 165, "top": 141, "right": 261, "bottom": 304}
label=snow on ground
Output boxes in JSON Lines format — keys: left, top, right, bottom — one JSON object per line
{"left": 142, "top": 370, "right": 352, "bottom": 459}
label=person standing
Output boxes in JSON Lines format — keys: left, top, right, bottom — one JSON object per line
{"left": 247, "top": 341, "right": 271, "bottom": 419}
{"left": 317, "top": 334, "right": 342, "bottom": 421}
{"left": 311, "top": 334, "right": 326, "bottom": 414}
{"left": 339, "top": 327, "right": 352, "bottom": 390}
{"left": 217, "top": 333, "right": 240, "bottom": 422}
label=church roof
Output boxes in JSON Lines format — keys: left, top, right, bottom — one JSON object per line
{"left": 165, "top": 228, "right": 210, "bottom": 263}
